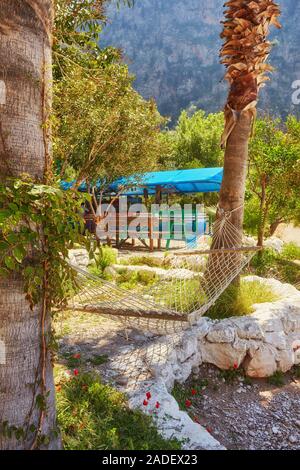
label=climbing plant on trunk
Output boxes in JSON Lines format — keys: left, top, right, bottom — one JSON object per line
{"left": 213, "top": 0, "right": 281, "bottom": 249}
{"left": 0, "top": 0, "right": 61, "bottom": 450}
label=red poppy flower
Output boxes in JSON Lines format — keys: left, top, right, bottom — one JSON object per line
{"left": 155, "top": 402, "right": 160, "bottom": 409}
{"left": 73, "top": 369, "right": 79, "bottom": 376}
{"left": 185, "top": 399, "right": 192, "bottom": 408}
{"left": 73, "top": 353, "right": 81, "bottom": 359}
{"left": 143, "top": 400, "right": 148, "bottom": 406}
{"left": 146, "top": 392, "right": 151, "bottom": 400}
{"left": 233, "top": 362, "right": 238, "bottom": 370}
{"left": 191, "top": 389, "right": 197, "bottom": 396}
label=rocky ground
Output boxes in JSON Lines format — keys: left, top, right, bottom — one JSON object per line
{"left": 55, "top": 311, "right": 300, "bottom": 451}
{"left": 182, "top": 363, "right": 300, "bottom": 450}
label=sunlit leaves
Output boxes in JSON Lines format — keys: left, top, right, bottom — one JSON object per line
{"left": 245, "top": 116, "right": 300, "bottom": 236}
{"left": 0, "top": 179, "right": 91, "bottom": 308}
{"left": 54, "top": 64, "right": 166, "bottom": 188}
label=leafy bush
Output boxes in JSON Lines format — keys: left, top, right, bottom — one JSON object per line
{"left": 267, "top": 371, "right": 285, "bottom": 387}
{"left": 251, "top": 249, "right": 278, "bottom": 277}
{"left": 56, "top": 372, "right": 181, "bottom": 450}
{"left": 96, "top": 246, "right": 117, "bottom": 273}
{"left": 207, "top": 280, "right": 279, "bottom": 320}
{"left": 155, "top": 278, "right": 206, "bottom": 313}
{"left": 116, "top": 269, "right": 138, "bottom": 290}
{"left": 250, "top": 247, "right": 300, "bottom": 286}
{"left": 137, "top": 270, "right": 157, "bottom": 285}
{"left": 281, "top": 243, "right": 300, "bottom": 261}
{"left": 129, "top": 255, "right": 171, "bottom": 269}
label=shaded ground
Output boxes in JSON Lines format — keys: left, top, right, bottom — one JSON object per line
{"left": 175, "top": 364, "right": 300, "bottom": 451}
{"left": 54, "top": 310, "right": 154, "bottom": 385}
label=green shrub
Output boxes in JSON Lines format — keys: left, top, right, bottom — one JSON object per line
{"left": 250, "top": 246, "right": 300, "bottom": 287}
{"left": 116, "top": 269, "right": 138, "bottom": 290}
{"left": 154, "top": 278, "right": 206, "bottom": 313}
{"left": 251, "top": 249, "right": 278, "bottom": 277}
{"left": 293, "top": 365, "right": 300, "bottom": 379}
{"left": 207, "top": 280, "right": 279, "bottom": 320}
{"left": 57, "top": 372, "right": 181, "bottom": 450}
{"left": 137, "top": 270, "right": 157, "bottom": 285}
{"left": 90, "top": 355, "right": 108, "bottom": 366}
{"left": 95, "top": 246, "right": 118, "bottom": 273}
{"left": 282, "top": 243, "right": 300, "bottom": 261}
{"left": 129, "top": 255, "right": 170, "bottom": 269}
{"left": 276, "top": 259, "right": 300, "bottom": 286}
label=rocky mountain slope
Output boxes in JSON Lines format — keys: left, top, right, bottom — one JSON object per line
{"left": 103, "top": 0, "right": 300, "bottom": 122}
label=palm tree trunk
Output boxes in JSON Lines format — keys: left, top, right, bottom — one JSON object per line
{"left": 213, "top": 0, "right": 281, "bottom": 249}
{"left": 217, "top": 111, "right": 252, "bottom": 243}
{"left": 0, "top": 0, "right": 61, "bottom": 449}
{"left": 206, "top": 1, "right": 281, "bottom": 292}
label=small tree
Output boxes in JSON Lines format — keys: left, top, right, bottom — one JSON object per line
{"left": 162, "top": 109, "right": 224, "bottom": 170}
{"left": 246, "top": 116, "right": 300, "bottom": 245}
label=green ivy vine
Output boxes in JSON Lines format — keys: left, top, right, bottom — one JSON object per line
{"left": 0, "top": 177, "right": 94, "bottom": 448}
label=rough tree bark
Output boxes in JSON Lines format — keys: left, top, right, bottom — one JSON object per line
{"left": 0, "top": 0, "right": 61, "bottom": 449}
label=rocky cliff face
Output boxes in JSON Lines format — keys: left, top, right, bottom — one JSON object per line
{"left": 103, "top": 0, "right": 300, "bottom": 122}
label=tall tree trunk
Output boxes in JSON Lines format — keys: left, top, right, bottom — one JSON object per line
{"left": 216, "top": 111, "right": 252, "bottom": 244}
{"left": 269, "top": 219, "right": 283, "bottom": 237}
{"left": 0, "top": 0, "right": 60, "bottom": 449}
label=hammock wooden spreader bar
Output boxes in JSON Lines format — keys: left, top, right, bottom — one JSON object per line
{"left": 173, "top": 246, "right": 263, "bottom": 256}
{"left": 70, "top": 304, "right": 188, "bottom": 322}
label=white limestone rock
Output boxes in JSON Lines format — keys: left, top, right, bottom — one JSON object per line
{"left": 233, "top": 317, "right": 264, "bottom": 340}
{"left": 129, "top": 380, "right": 225, "bottom": 450}
{"left": 206, "top": 322, "right": 236, "bottom": 343}
{"left": 277, "top": 349, "right": 295, "bottom": 373}
{"left": 264, "top": 332, "right": 287, "bottom": 350}
{"left": 264, "top": 237, "right": 284, "bottom": 253}
{"left": 200, "top": 339, "right": 247, "bottom": 370}
{"left": 68, "top": 248, "right": 90, "bottom": 268}
{"left": 244, "top": 344, "right": 278, "bottom": 378}
{"left": 195, "top": 317, "right": 212, "bottom": 339}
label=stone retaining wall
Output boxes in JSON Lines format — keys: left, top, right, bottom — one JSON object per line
{"left": 124, "top": 277, "right": 300, "bottom": 450}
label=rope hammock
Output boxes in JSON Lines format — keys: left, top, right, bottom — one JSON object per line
{"left": 64, "top": 208, "right": 261, "bottom": 335}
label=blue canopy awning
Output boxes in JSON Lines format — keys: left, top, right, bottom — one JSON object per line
{"left": 60, "top": 167, "right": 223, "bottom": 195}
{"left": 110, "top": 167, "right": 223, "bottom": 195}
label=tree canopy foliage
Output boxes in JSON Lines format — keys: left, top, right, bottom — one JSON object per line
{"left": 53, "top": 0, "right": 166, "bottom": 189}
{"left": 54, "top": 65, "right": 166, "bottom": 188}
{"left": 160, "top": 109, "right": 224, "bottom": 170}
{"left": 245, "top": 116, "right": 300, "bottom": 243}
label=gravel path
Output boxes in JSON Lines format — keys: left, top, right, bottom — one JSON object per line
{"left": 184, "top": 363, "right": 300, "bottom": 450}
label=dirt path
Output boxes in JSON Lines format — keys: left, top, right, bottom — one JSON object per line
{"left": 54, "top": 310, "right": 155, "bottom": 384}
{"left": 276, "top": 224, "right": 300, "bottom": 247}
{"left": 181, "top": 364, "right": 300, "bottom": 450}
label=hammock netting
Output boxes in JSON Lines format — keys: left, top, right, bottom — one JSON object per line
{"left": 64, "top": 212, "right": 260, "bottom": 335}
